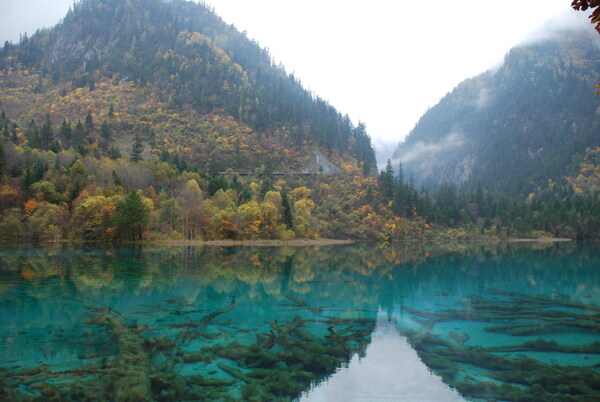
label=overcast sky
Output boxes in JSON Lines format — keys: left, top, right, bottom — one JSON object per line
{"left": 1, "top": 0, "right": 591, "bottom": 161}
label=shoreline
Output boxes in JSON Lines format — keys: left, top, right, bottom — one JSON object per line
{"left": 8, "top": 237, "right": 579, "bottom": 248}
{"left": 148, "top": 238, "right": 356, "bottom": 247}
{"left": 507, "top": 237, "right": 572, "bottom": 243}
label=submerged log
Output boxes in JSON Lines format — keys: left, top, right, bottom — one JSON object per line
{"left": 487, "top": 339, "right": 600, "bottom": 354}
{"left": 163, "top": 301, "right": 236, "bottom": 372}
{"left": 90, "top": 309, "right": 152, "bottom": 402}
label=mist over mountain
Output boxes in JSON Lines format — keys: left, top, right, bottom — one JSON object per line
{"left": 394, "top": 21, "right": 599, "bottom": 196}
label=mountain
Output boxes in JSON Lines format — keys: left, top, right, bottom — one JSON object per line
{"left": 394, "top": 23, "right": 600, "bottom": 196}
{"left": 0, "top": 0, "right": 392, "bottom": 243}
{"left": 0, "top": 0, "right": 375, "bottom": 172}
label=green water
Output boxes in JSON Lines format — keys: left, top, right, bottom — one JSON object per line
{"left": 0, "top": 242, "right": 598, "bottom": 401}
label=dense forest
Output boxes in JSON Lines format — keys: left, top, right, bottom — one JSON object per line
{"left": 0, "top": 0, "right": 598, "bottom": 243}
{"left": 377, "top": 157, "right": 600, "bottom": 240}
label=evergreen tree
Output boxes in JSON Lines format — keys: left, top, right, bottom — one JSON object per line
{"left": 100, "top": 119, "right": 112, "bottom": 141}
{"left": 24, "top": 119, "right": 40, "bottom": 148}
{"left": 60, "top": 119, "right": 73, "bottom": 140}
{"left": 21, "top": 168, "right": 34, "bottom": 192}
{"left": 281, "top": 189, "right": 294, "bottom": 229}
{"left": 397, "top": 162, "right": 404, "bottom": 185}
{"left": 108, "top": 146, "right": 122, "bottom": 160}
{"left": 31, "top": 159, "right": 48, "bottom": 183}
{"left": 379, "top": 159, "right": 395, "bottom": 201}
{"left": 40, "top": 114, "right": 54, "bottom": 149}
{"left": 73, "top": 119, "right": 85, "bottom": 142}
{"left": 130, "top": 134, "right": 144, "bottom": 162}
{"left": 238, "top": 186, "right": 252, "bottom": 205}
{"left": 114, "top": 190, "right": 148, "bottom": 241}
{"left": 0, "top": 141, "right": 6, "bottom": 179}
{"left": 207, "top": 174, "right": 229, "bottom": 196}
{"left": 112, "top": 170, "right": 122, "bottom": 187}
{"left": 84, "top": 110, "right": 94, "bottom": 134}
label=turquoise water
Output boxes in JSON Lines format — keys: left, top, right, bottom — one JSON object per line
{"left": 0, "top": 243, "right": 598, "bottom": 401}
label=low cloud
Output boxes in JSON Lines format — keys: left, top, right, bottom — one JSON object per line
{"left": 475, "top": 86, "right": 490, "bottom": 109}
{"left": 396, "top": 132, "right": 465, "bottom": 165}
{"left": 519, "top": 10, "right": 595, "bottom": 47}
{"left": 374, "top": 138, "right": 403, "bottom": 170}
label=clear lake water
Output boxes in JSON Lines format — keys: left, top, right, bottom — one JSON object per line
{"left": 0, "top": 242, "right": 598, "bottom": 401}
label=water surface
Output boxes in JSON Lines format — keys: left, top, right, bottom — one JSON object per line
{"left": 0, "top": 242, "right": 598, "bottom": 400}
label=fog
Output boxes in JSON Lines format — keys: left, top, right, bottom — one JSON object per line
{"left": 519, "top": 9, "right": 597, "bottom": 47}
{"left": 395, "top": 132, "right": 465, "bottom": 166}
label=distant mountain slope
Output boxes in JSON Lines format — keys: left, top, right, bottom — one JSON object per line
{"left": 394, "top": 25, "right": 599, "bottom": 195}
{"left": 0, "top": 0, "right": 375, "bottom": 171}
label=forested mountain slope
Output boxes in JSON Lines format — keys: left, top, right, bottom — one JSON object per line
{"left": 0, "top": 0, "right": 375, "bottom": 171}
{"left": 0, "top": 0, "right": 391, "bottom": 243}
{"left": 394, "top": 26, "right": 599, "bottom": 196}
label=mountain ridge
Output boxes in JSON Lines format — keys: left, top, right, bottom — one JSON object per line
{"left": 1, "top": 0, "right": 376, "bottom": 172}
{"left": 0, "top": 0, "right": 395, "bottom": 243}
{"left": 394, "top": 24, "right": 600, "bottom": 196}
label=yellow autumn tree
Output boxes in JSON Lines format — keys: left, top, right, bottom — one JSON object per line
{"left": 236, "top": 200, "right": 262, "bottom": 239}
{"left": 73, "top": 195, "right": 119, "bottom": 241}
{"left": 294, "top": 198, "right": 317, "bottom": 239}
{"left": 260, "top": 190, "right": 283, "bottom": 238}
{"left": 179, "top": 179, "right": 203, "bottom": 239}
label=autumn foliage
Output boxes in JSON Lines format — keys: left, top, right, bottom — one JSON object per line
{"left": 572, "top": 0, "right": 600, "bottom": 33}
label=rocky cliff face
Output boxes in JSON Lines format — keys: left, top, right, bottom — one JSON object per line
{"left": 301, "top": 148, "right": 341, "bottom": 175}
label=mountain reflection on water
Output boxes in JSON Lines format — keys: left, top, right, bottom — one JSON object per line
{"left": 300, "top": 313, "right": 464, "bottom": 401}
{"left": 0, "top": 242, "right": 598, "bottom": 401}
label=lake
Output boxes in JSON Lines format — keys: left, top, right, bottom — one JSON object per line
{"left": 0, "top": 242, "right": 598, "bottom": 401}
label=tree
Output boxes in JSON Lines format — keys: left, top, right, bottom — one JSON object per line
{"left": 0, "top": 215, "right": 24, "bottom": 242}
{"left": 73, "top": 195, "right": 118, "bottom": 241}
{"left": 30, "top": 181, "right": 60, "bottom": 203}
{"left": 60, "top": 119, "right": 73, "bottom": 141}
{"left": 572, "top": 1, "right": 600, "bottom": 33}
{"left": 40, "top": 114, "right": 54, "bottom": 149}
{"left": 207, "top": 175, "right": 229, "bottom": 196}
{"left": 281, "top": 189, "right": 294, "bottom": 229}
{"left": 100, "top": 119, "right": 112, "bottom": 141}
{"left": 84, "top": 110, "right": 94, "bottom": 134}
{"left": 130, "top": 134, "right": 144, "bottom": 162}
{"left": 108, "top": 146, "right": 122, "bottom": 160}
{"left": 179, "top": 179, "right": 203, "bottom": 239}
{"left": 0, "top": 141, "right": 5, "bottom": 180}
{"left": 73, "top": 119, "right": 85, "bottom": 142}
{"left": 24, "top": 119, "right": 40, "bottom": 148}
{"left": 237, "top": 200, "right": 262, "bottom": 238}
{"left": 379, "top": 160, "right": 395, "bottom": 200}
{"left": 114, "top": 190, "right": 149, "bottom": 241}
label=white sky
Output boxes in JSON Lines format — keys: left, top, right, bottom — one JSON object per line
{"left": 0, "top": 0, "right": 589, "bottom": 160}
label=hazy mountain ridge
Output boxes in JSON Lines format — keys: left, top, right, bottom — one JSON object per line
{"left": 395, "top": 26, "right": 600, "bottom": 195}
